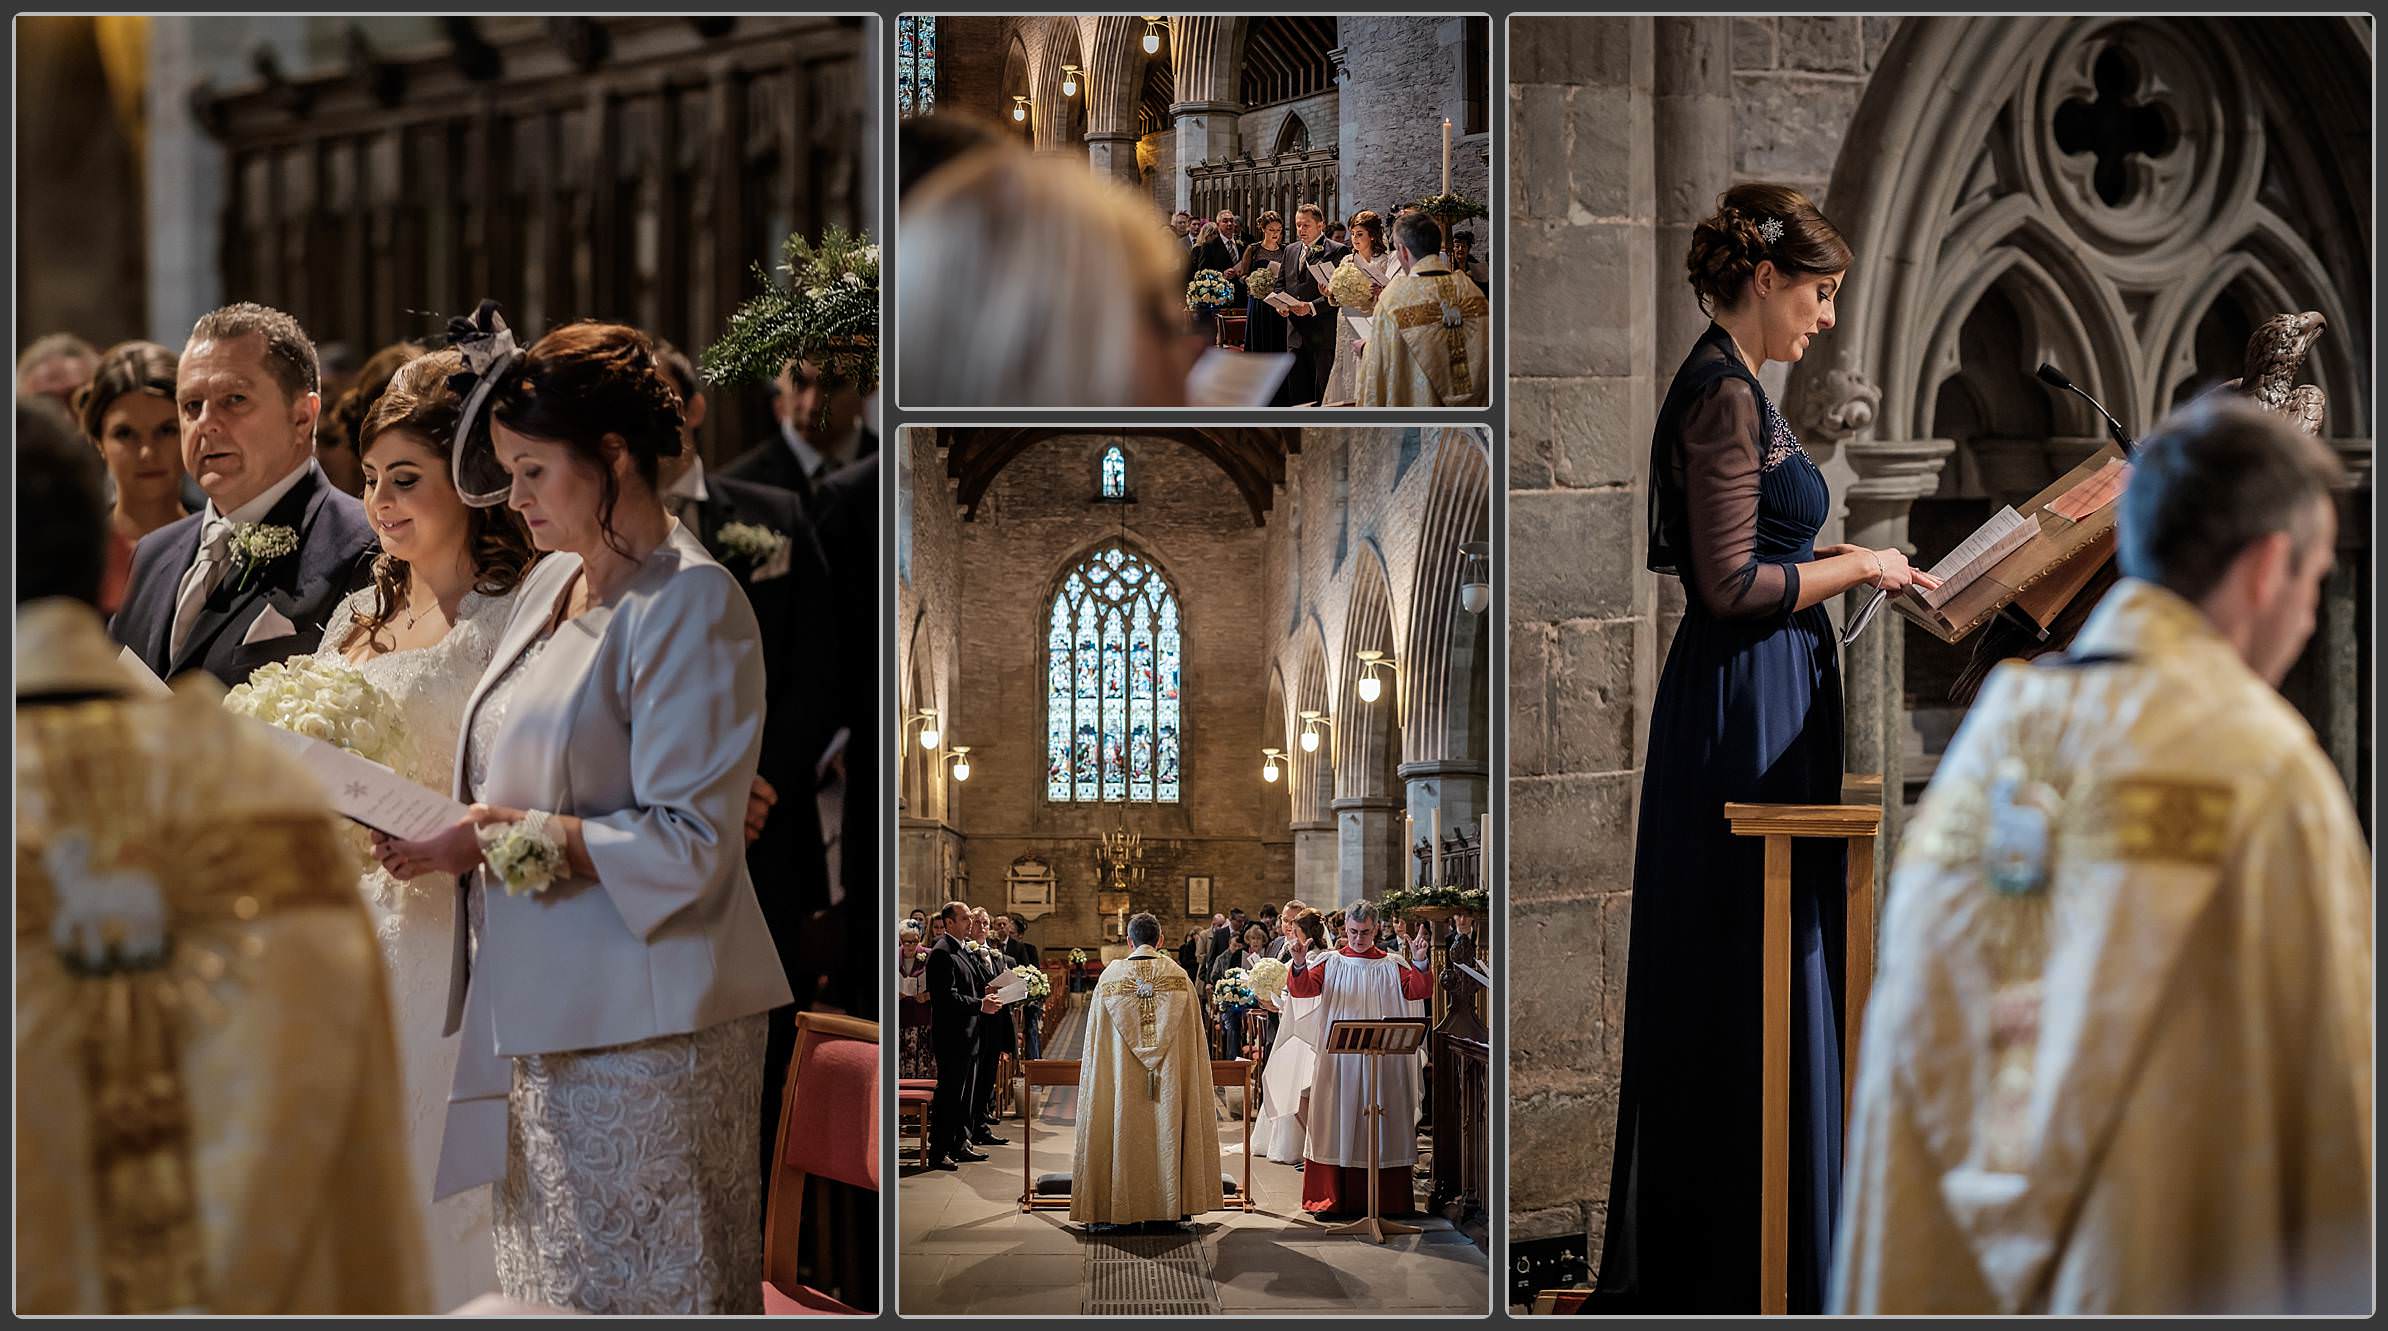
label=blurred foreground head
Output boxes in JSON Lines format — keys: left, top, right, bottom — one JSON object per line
{"left": 898, "top": 146, "right": 1192, "bottom": 408}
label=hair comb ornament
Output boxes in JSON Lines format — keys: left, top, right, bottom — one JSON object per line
{"left": 445, "top": 299, "right": 521, "bottom": 508}
{"left": 1756, "top": 216, "right": 1786, "bottom": 247}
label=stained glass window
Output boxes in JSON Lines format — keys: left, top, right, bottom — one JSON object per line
{"left": 1047, "top": 544, "right": 1180, "bottom": 803}
{"left": 1100, "top": 444, "right": 1127, "bottom": 499}
{"left": 897, "top": 16, "right": 937, "bottom": 120}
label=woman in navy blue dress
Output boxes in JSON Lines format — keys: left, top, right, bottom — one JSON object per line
{"left": 1584, "top": 184, "right": 1938, "bottom": 1314}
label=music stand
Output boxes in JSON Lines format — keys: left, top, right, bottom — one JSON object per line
{"left": 1320, "top": 1017, "right": 1430, "bottom": 1244}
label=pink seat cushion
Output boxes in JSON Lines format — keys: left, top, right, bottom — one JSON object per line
{"left": 781, "top": 1038, "right": 880, "bottom": 1191}
{"left": 763, "top": 1280, "right": 864, "bottom": 1316}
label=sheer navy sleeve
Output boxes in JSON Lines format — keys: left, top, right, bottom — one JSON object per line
{"left": 1679, "top": 377, "right": 1799, "bottom": 619}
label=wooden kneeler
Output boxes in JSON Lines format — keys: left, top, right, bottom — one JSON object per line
{"left": 1017, "top": 1057, "right": 1256, "bottom": 1213}
{"left": 1724, "top": 774, "right": 1883, "bottom": 1315}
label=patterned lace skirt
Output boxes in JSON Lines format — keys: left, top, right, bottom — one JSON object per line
{"left": 496, "top": 1013, "right": 769, "bottom": 1314}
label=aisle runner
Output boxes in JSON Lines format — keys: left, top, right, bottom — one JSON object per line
{"left": 1082, "top": 1233, "right": 1220, "bottom": 1316}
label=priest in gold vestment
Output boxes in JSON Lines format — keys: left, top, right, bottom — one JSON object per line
{"left": 1834, "top": 401, "right": 2369, "bottom": 1315}
{"left": 14, "top": 407, "right": 428, "bottom": 1315}
{"left": 1071, "top": 913, "right": 1224, "bottom": 1227}
{"left": 1354, "top": 210, "right": 1490, "bottom": 408}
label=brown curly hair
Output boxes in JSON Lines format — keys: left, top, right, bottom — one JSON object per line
{"left": 341, "top": 349, "right": 537, "bottom": 654}
{"left": 1347, "top": 209, "right": 1386, "bottom": 257}
{"left": 325, "top": 340, "right": 427, "bottom": 455}
{"left": 71, "top": 340, "right": 179, "bottom": 443}
{"left": 489, "top": 321, "right": 685, "bottom": 561}
{"left": 1685, "top": 182, "right": 1852, "bottom": 313}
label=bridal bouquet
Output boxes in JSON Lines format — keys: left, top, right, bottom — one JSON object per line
{"left": 1013, "top": 963, "right": 1051, "bottom": 1001}
{"left": 1328, "top": 258, "right": 1380, "bottom": 309}
{"left": 1213, "top": 968, "right": 1256, "bottom": 1011}
{"left": 1068, "top": 948, "right": 1089, "bottom": 965}
{"left": 1186, "top": 269, "right": 1235, "bottom": 312}
{"left": 1243, "top": 264, "right": 1279, "bottom": 299}
{"left": 223, "top": 658, "right": 409, "bottom": 767}
{"left": 1246, "top": 956, "right": 1290, "bottom": 1007}
{"left": 701, "top": 226, "right": 879, "bottom": 397}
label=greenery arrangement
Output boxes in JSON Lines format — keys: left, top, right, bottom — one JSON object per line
{"left": 700, "top": 226, "right": 879, "bottom": 395}
{"left": 1412, "top": 191, "right": 1490, "bottom": 226}
{"left": 1380, "top": 882, "right": 1490, "bottom": 916}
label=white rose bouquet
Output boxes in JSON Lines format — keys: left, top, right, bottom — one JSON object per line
{"left": 1013, "top": 963, "right": 1051, "bottom": 1001}
{"left": 1068, "top": 948, "right": 1089, "bottom": 965}
{"left": 1243, "top": 263, "right": 1279, "bottom": 299}
{"left": 223, "top": 658, "right": 409, "bottom": 766}
{"left": 1246, "top": 956, "right": 1291, "bottom": 1007}
{"left": 1328, "top": 258, "right": 1380, "bottom": 310}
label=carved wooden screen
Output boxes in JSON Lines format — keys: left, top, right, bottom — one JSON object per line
{"left": 206, "top": 16, "right": 868, "bottom": 464}
{"left": 1184, "top": 146, "right": 1340, "bottom": 237}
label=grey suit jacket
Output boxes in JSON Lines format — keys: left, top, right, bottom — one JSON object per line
{"left": 434, "top": 523, "right": 793, "bottom": 1197}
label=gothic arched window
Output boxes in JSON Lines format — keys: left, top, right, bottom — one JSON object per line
{"left": 1046, "top": 544, "right": 1181, "bottom": 803}
{"left": 1099, "top": 443, "right": 1129, "bottom": 499}
{"left": 897, "top": 16, "right": 937, "bottom": 119}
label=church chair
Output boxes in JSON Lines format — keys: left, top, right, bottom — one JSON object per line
{"left": 897, "top": 1078, "right": 934, "bottom": 1168}
{"left": 1724, "top": 773, "right": 1883, "bottom": 1315}
{"left": 763, "top": 1011, "right": 880, "bottom": 1315}
{"left": 1217, "top": 313, "right": 1248, "bottom": 350}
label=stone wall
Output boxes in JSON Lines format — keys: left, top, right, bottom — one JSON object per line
{"left": 896, "top": 429, "right": 965, "bottom": 915}
{"left": 1237, "top": 90, "right": 1340, "bottom": 167}
{"left": 1337, "top": 17, "right": 1493, "bottom": 241}
{"left": 1727, "top": 17, "right": 1901, "bottom": 207}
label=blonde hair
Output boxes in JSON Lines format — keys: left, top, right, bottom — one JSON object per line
{"left": 899, "top": 148, "right": 1185, "bottom": 407}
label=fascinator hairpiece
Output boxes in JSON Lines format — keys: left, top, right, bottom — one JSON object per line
{"left": 445, "top": 299, "right": 522, "bottom": 508}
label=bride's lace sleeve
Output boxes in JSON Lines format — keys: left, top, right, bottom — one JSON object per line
{"left": 1680, "top": 377, "right": 1798, "bottom": 620}
{"left": 316, "top": 585, "right": 369, "bottom": 659}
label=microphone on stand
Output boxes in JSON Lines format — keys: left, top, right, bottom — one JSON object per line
{"left": 2036, "top": 362, "right": 2136, "bottom": 456}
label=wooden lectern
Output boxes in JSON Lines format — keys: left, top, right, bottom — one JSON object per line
{"left": 1724, "top": 775, "right": 1884, "bottom": 1314}
{"left": 1321, "top": 1017, "right": 1431, "bottom": 1245}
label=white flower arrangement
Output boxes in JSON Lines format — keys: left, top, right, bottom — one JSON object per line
{"left": 1213, "top": 967, "right": 1256, "bottom": 1010}
{"left": 1246, "top": 956, "right": 1290, "bottom": 1007}
{"left": 716, "top": 521, "right": 789, "bottom": 565}
{"left": 1243, "top": 264, "right": 1279, "bottom": 299}
{"left": 480, "top": 811, "right": 565, "bottom": 897}
{"left": 1068, "top": 947, "right": 1089, "bottom": 966}
{"left": 223, "top": 658, "right": 409, "bottom": 766}
{"left": 1013, "top": 963, "right": 1051, "bottom": 1001}
{"left": 1186, "top": 270, "right": 1235, "bottom": 312}
{"left": 1328, "top": 258, "right": 1381, "bottom": 310}
{"left": 226, "top": 522, "right": 298, "bottom": 590}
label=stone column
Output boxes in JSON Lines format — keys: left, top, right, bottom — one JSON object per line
{"left": 1291, "top": 820, "right": 1339, "bottom": 904}
{"left": 1398, "top": 760, "right": 1491, "bottom": 868}
{"left": 1837, "top": 435, "right": 1952, "bottom": 856}
{"left": 2318, "top": 441, "right": 2373, "bottom": 817}
{"left": 1652, "top": 19, "right": 1730, "bottom": 362}
{"left": 1084, "top": 131, "right": 1142, "bottom": 188}
{"left": 1169, "top": 101, "right": 1240, "bottom": 213}
{"left": 1507, "top": 16, "right": 1659, "bottom": 1255}
{"left": 1331, "top": 796, "right": 1401, "bottom": 908}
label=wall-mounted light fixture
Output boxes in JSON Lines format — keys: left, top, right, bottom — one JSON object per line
{"left": 1141, "top": 16, "right": 1163, "bottom": 54}
{"left": 904, "top": 707, "right": 942, "bottom": 749}
{"left": 943, "top": 745, "right": 972, "bottom": 782}
{"left": 1459, "top": 540, "right": 1489, "bottom": 615}
{"left": 1261, "top": 747, "right": 1283, "bottom": 783}
{"left": 1061, "top": 63, "right": 1080, "bottom": 97}
{"left": 1355, "top": 650, "right": 1398, "bottom": 704}
{"left": 1012, "top": 94, "right": 1029, "bottom": 122}
{"left": 1298, "top": 709, "right": 1334, "bottom": 753}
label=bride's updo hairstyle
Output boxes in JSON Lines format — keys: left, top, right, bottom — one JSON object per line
{"left": 345, "top": 350, "right": 537, "bottom": 652}
{"left": 489, "top": 321, "right": 685, "bottom": 559}
{"left": 1685, "top": 182, "right": 1852, "bottom": 314}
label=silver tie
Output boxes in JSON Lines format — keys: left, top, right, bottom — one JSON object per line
{"left": 169, "top": 520, "right": 234, "bottom": 662}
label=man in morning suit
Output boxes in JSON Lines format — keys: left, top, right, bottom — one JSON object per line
{"left": 111, "top": 303, "right": 375, "bottom": 686}
{"left": 1275, "top": 202, "right": 1352, "bottom": 406}
{"left": 653, "top": 343, "right": 844, "bottom": 1205}
{"left": 926, "top": 902, "right": 1002, "bottom": 1168}
{"left": 719, "top": 359, "right": 875, "bottom": 515}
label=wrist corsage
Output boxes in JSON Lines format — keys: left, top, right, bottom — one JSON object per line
{"left": 479, "top": 809, "right": 566, "bottom": 896}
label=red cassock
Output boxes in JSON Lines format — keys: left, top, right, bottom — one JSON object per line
{"left": 1285, "top": 945, "right": 1433, "bottom": 1216}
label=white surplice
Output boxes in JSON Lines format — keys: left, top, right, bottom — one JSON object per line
{"left": 1297, "top": 950, "right": 1430, "bottom": 1169}
{"left": 1252, "top": 989, "right": 1323, "bottom": 1164}
{"left": 1834, "top": 580, "right": 2373, "bottom": 1315}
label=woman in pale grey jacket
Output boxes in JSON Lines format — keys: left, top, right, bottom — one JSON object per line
{"left": 375, "top": 315, "right": 790, "bottom": 1314}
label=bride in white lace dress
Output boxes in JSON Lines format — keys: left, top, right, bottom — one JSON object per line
{"left": 311, "top": 350, "right": 539, "bottom": 1309}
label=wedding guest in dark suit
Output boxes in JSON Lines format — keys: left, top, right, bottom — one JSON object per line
{"left": 966, "top": 907, "right": 1010, "bottom": 1145}
{"left": 808, "top": 450, "right": 880, "bottom": 1012}
{"left": 1275, "top": 202, "right": 1352, "bottom": 406}
{"left": 719, "top": 360, "right": 873, "bottom": 514}
{"left": 110, "top": 303, "right": 375, "bottom": 687}
{"left": 1002, "top": 913, "right": 1045, "bottom": 1060}
{"left": 653, "top": 342, "right": 844, "bottom": 1203}
{"left": 926, "top": 902, "right": 1001, "bottom": 1169}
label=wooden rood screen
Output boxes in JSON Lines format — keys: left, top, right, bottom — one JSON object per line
{"left": 201, "top": 16, "right": 869, "bottom": 465}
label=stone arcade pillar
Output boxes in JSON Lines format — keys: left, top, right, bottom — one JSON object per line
{"left": 1084, "top": 132, "right": 1142, "bottom": 188}
{"left": 1399, "top": 760, "right": 1490, "bottom": 880}
{"left": 1169, "top": 102, "right": 1240, "bottom": 214}
{"left": 1167, "top": 15, "right": 1244, "bottom": 216}
{"left": 1291, "top": 820, "right": 1339, "bottom": 906}
{"left": 1837, "top": 435, "right": 1952, "bottom": 851}
{"left": 1331, "top": 796, "right": 1401, "bottom": 908}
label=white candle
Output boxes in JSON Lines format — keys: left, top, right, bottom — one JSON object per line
{"left": 1430, "top": 807, "right": 1442, "bottom": 885}
{"left": 1441, "top": 118, "right": 1452, "bottom": 195}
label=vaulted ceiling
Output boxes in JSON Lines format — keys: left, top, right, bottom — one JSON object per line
{"left": 933, "top": 428, "right": 1300, "bottom": 526}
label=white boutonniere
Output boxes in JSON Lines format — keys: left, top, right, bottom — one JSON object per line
{"left": 226, "top": 522, "right": 299, "bottom": 591}
{"left": 717, "top": 522, "right": 788, "bottom": 565}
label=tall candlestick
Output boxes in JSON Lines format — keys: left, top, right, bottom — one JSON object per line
{"left": 1441, "top": 118, "right": 1452, "bottom": 195}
